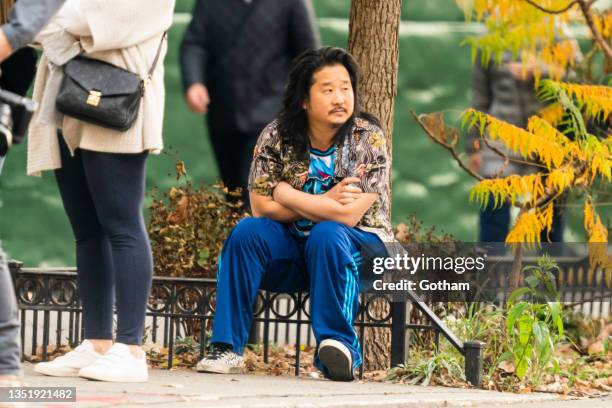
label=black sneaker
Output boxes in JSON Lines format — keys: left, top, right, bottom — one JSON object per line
{"left": 318, "top": 339, "right": 354, "bottom": 381}
{"left": 196, "top": 343, "right": 244, "bottom": 374}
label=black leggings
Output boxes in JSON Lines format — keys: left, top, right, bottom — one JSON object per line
{"left": 54, "top": 135, "right": 151, "bottom": 345}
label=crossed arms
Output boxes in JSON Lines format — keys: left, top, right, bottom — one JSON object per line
{"left": 250, "top": 177, "right": 378, "bottom": 228}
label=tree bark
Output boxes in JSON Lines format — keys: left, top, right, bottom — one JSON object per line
{"left": 348, "top": 0, "right": 401, "bottom": 150}
{"left": 509, "top": 243, "right": 524, "bottom": 291}
{"left": 577, "top": 0, "right": 612, "bottom": 60}
{"left": 348, "top": 0, "right": 402, "bottom": 371}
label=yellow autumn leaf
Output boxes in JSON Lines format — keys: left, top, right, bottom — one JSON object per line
{"left": 557, "top": 83, "right": 612, "bottom": 121}
{"left": 506, "top": 204, "right": 554, "bottom": 248}
{"left": 537, "top": 103, "right": 565, "bottom": 127}
{"left": 546, "top": 166, "right": 575, "bottom": 191}
{"left": 470, "top": 174, "right": 545, "bottom": 209}
{"left": 583, "top": 202, "right": 612, "bottom": 287}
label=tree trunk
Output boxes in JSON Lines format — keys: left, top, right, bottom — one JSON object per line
{"left": 509, "top": 209, "right": 527, "bottom": 292}
{"left": 509, "top": 244, "right": 523, "bottom": 291}
{"left": 348, "top": 0, "right": 402, "bottom": 371}
{"left": 348, "top": 0, "right": 401, "bottom": 148}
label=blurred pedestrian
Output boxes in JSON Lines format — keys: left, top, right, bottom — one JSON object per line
{"left": 180, "top": 0, "right": 319, "bottom": 206}
{"left": 467, "top": 49, "right": 568, "bottom": 246}
{"left": 28, "top": 0, "right": 174, "bottom": 383}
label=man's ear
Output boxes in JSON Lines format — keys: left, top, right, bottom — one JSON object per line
{"left": 302, "top": 98, "right": 309, "bottom": 111}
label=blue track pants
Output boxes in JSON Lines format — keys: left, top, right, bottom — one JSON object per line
{"left": 211, "top": 217, "right": 382, "bottom": 371}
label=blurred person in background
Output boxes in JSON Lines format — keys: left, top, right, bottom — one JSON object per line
{"left": 467, "top": 47, "right": 572, "bottom": 248}
{"left": 27, "top": 0, "right": 174, "bottom": 383}
{"left": 0, "top": 0, "right": 65, "bottom": 394}
{"left": 180, "top": 0, "right": 319, "bottom": 207}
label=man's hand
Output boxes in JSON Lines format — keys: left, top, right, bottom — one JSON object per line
{"left": 185, "top": 83, "right": 210, "bottom": 114}
{"left": 0, "top": 29, "right": 14, "bottom": 63}
{"left": 468, "top": 152, "right": 482, "bottom": 173}
{"left": 507, "top": 52, "right": 538, "bottom": 82}
{"left": 325, "top": 177, "right": 363, "bottom": 205}
{"left": 507, "top": 61, "right": 535, "bottom": 81}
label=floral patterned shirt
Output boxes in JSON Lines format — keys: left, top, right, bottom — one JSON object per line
{"left": 248, "top": 117, "right": 393, "bottom": 242}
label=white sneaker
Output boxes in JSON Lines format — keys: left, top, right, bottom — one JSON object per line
{"left": 196, "top": 344, "right": 244, "bottom": 374}
{"left": 78, "top": 343, "right": 148, "bottom": 382}
{"left": 318, "top": 339, "right": 354, "bottom": 381}
{"left": 34, "top": 340, "right": 102, "bottom": 377}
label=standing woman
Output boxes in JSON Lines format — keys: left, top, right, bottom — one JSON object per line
{"left": 29, "top": 0, "right": 175, "bottom": 382}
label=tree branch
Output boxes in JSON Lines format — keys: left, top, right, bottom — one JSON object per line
{"left": 522, "top": 0, "right": 579, "bottom": 14}
{"left": 478, "top": 139, "right": 549, "bottom": 169}
{"left": 577, "top": 0, "right": 612, "bottom": 59}
{"left": 411, "top": 110, "right": 484, "bottom": 181}
{"left": 521, "top": 1, "right": 610, "bottom": 58}
{"left": 556, "top": 200, "right": 612, "bottom": 207}
{"left": 412, "top": 110, "right": 588, "bottom": 213}
{"left": 482, "top": 139, "right": 511, "bottom": 178}
{"left": 528, "top": 188, "right": 560, "bottom": 210}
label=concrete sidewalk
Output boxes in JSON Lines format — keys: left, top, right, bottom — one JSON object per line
{"left": 15, "top": 363, "right": 611, "bottom": 408}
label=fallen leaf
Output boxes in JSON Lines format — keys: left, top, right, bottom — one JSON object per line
{"left": 535, "top": 382, "right": 567, "bottom": 394}
{"left": 588, "top": 340, "right": 604, "bottom": 355}
{"left": 175, "top": 161, "right": 187, "bottom": 180}
{"left": 163, "top": 384, "right": 185, "bottom": 389}
{"left": 499, "top": 360, "right": 515, "bottom": 374}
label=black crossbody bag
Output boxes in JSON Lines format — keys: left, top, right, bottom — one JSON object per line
{"left": 56, "top": 33, "right": 166, "bottom": 131}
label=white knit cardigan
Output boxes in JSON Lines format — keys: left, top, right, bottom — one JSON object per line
{"left": 27, "top": 0, "right": 175, "bottom": 176}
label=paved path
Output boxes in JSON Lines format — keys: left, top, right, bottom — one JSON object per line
{"left": 13, "top": 363, "right": 610, "bottom": 407}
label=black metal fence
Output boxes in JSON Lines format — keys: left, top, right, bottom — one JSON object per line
{"left": 481, "top": 255, "right": 611, "bottom": 314}
{"left": 9, "top": 256, "right": 611, "bottom": 385}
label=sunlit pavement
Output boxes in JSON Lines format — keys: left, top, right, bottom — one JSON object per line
{"left": 14, "top": 362, "right": 608, "bottom": 407}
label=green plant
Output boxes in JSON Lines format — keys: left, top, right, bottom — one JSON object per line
{"left": 388, "top": 263, "right": 610, "bottom": 393}
{"left": 174, "top": 335, "right": 201, "bottom": 355}
{"left": 559, "top": 354, "right": 612, "bottom": 387}
{"left": 385, "top": 349, "right": 465, "bottom": 386}
{"left": 504, "top": 256, "right": 565, "bottom": 383}
{"left": 445, "top": 303, "right": 507, "bottom": 374}
{"left": 395, "top": 303, "right": 508, "bottom": 388}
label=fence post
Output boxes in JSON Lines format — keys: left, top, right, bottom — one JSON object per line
{"left": 390, "top": 301, "right": 407, "bottom": 367}
{"left": 464, "top": 341, "right": 483, "bottom": 387}
{"left": 248, "top": 296, "right": 262, "bottom": 344}
{"left": 8, "top": 260, "right": 21, "bottom": 286}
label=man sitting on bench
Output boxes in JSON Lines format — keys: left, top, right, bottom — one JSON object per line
{"left": 196, "top": 47, "right": 393, "bottom": 381}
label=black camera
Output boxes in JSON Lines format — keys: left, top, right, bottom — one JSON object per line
{"left": 0, "top": 88, "right": 36, "bottom": 158}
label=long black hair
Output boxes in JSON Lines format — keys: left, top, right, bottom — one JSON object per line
{"left": 277, "top": 47, "right": 379, "bottom": 160}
